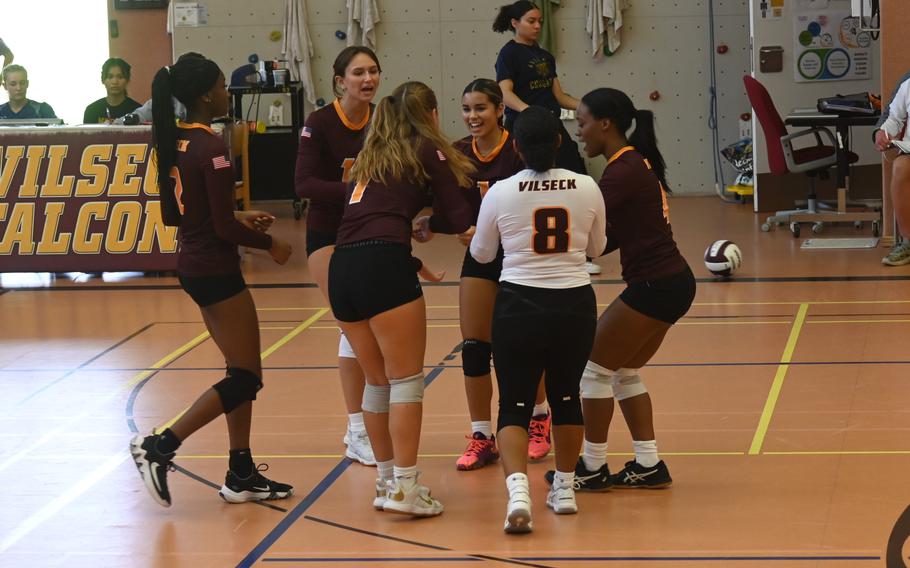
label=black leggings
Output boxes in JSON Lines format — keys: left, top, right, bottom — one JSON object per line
{"left": 492, "top": 282, "right": 596, "bottom": 431}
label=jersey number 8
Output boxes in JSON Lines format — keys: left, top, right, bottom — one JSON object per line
{"left": 532, "top": 207, "right": 570, "bottom": 254}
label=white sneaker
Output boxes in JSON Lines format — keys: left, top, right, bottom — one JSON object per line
{"left": 585, "top": 261, "right": 602, "bottom": 275}
{"left": 503, "top": 485, "right": 533, "bottom": 534}
{"left": 344, "top": 428, "right": 376, "bottom": 466}
{"left": 382, "top": 476, "right": 444, "bottom": 517}
{"left": 373, "top": 477, "right": 389, "bottom": 510}
{"left": 546, "top": 482, "right": 578, "bottom": 514}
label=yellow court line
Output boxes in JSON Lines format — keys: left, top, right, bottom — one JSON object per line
{"left": 676, "top": 321, "right": 791, "bottom": 326}
{"left": 260, "top": 308, "right": 330, "bottom": 360}
{"left": 309, "top": 324, "right": 460, "bottom": 330}
{"left": 749, "top": 303, "right": 809, "bottom": 456}
{"left": 256, "top": 307, "right": 326, "bottom": 312}
{"left": 692, "top": 299, "right": 910, "bottom": 307}
{"left": 260, "top": 326, "right": 297, "bottom": 330}
{"left": 124, "top": 331, "right": 211, "bottom": 390}
{"left": 764, "top": 450, "right": 910, "bottom": 456}
{"left": 807, "top": 319, "right": 910, "bottom": 324}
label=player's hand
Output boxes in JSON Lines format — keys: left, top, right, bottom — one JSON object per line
{"left": 269, "top": 237, "right": 292, "bottom": 265}
{"left": 418, "top": 263, "right": 446, "bottom": 282}
{"left": 237, "top": 210, "right": 276, "bottom": 232}
{"left": 412, "top": 215, "right": 434, "bottom": 243}
{"left": 457, "top": 226, "right": 476, "bottom": 247}
{"left": 875, "top": 129, "right": 892, "bottom": 152}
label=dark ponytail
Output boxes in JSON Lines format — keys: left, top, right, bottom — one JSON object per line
{"left": 581, "top": 88, "right": 670, "bottom": 193}
{"left": 628, "top": 109, "right": 669, "bottom": 193}
{"left": 513, "top": 105, "right": 559, "bottom": 172}
{"left": 151, "top": 57, "right": 222, "bottom": 226}
{"left": 492, "top": 1, "right": 537, "bottom": 33}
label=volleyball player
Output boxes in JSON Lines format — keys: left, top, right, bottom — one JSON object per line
{"left": 453, "top": 79, "right": 552, "bottom": 470}
{"left": 295, "top": 46, "right": 381, "bottom": 465}
{"left": 328, "top": 81, "right": 475, "bottom": 516}
{"left": 130, "top": 56, "right": 294, "bottom": 507}
{"left": 471, "top": 106, "right": 606, "bottom": 533}
{"left": 545, "top": 87, "right": 695, "bottom": 491}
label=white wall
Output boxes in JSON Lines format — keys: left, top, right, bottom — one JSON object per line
{"left": 748, "top": 0, "right": 880, "bottom": 183}
{"left": 173, "top": 0, "right": 751, "bottom": 195}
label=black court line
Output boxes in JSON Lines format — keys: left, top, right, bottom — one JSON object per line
{"left": 515, "top": 555, "right": 880, "bottom": 562}
{"left": 12, "top": 273, "right": 910, "bottom": 293}
{"left": 236, "top": 343, "right": 463, "bottom": 568}
{"left": 263, "top": 559, "right": 480, "bottom": 563}
{"left": 468, "top": 555, "right": 554, "bottom": 567}
{"left": 304, "top": 515, "right": 450, "bottom": 551}
{"left": 15, "top": 323, "right": 155, "bottom": 406}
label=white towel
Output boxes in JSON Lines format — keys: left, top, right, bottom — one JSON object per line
{"left": 347, "top": 0, "right": 381, "bottom": 50}
{"left": 586, "top": 0, "right": 630, "bottom": 58}
{"left": 283, "top": 0, "right": 317, "bottom": 104}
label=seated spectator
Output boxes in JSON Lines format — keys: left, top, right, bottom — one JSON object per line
{"left": 0, "top": 64, "right": 56, "bottom": 119}
{"left": 875, "top": 69, "right": 910, "bottom": 266}
{"left": 83, "top": 57, "right": 141, "bottom": 124}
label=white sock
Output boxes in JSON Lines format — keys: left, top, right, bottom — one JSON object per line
{"left": 532, "top": 400, "right": 549, "bottom": 417}
{"left": 553, "top": 469, "right": 575, "bottom": 488}
{"left": 393, "top": 465, "right": 418, "bottom": 488}
{"left": 582, "top": 439, "right": 608, "bottom": 472}
{"left": 633, "top": 439, "right": 659, "bottom": 468}
{"left": 377, "top": 459, "right": 394, "bottom": 482}
{"left": 471, "top": 420, "right": 493, "bottom": 438}
{"left": 506, "top": 472, "right": 530, "bottom": 498}
{"left": 348, "top": 412, "right": 366, "bottom": 433}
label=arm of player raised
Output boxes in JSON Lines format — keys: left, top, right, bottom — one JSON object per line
{"left": 425, "top": 148, "right": 473, "bottom": 235}
{"left": 294, "top": 118, "right": 347, "bottom": 202}
{"left": 205, "top": 155, "right": 273, "bottom": 250}
{"left": 585, "top": 181, "right": 608, "bottom": 258}
{"left": 469, "top": 186, "right": 501, "bottom": 264}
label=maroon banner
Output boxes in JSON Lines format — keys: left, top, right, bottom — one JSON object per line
{"left": 0, "top": 126, "right": 177, "bottom": 272}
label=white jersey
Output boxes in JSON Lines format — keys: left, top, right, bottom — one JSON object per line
{"left": 471, "top": 167, "right": 607, "bottom": 289}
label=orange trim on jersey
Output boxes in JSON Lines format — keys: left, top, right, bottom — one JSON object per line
{"left": 333, "top": 99, "right": 370, "bottom": 131}
{"left": 177, "top": 121, "right": 216, "bottom": 135}
{"left": 471, "top": 129, "right": 509, "bottom": 163}
{"left": 606, "top": 145, "right": 635, "bottom": 166}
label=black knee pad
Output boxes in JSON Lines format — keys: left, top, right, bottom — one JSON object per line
{"left": 496, "top": 402, "right": 535, "bottom": 432}
{"left": 462, "top": 339, "right": 492, "bottom": 377}
{"left": 549, "top": 393, "right": 584, "bottom": 426}
{"left": 213, "top": 367, "right": 262, "bottom": 413}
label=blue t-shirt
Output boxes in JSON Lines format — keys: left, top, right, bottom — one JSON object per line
{"left": 0, "top": 99, "right": 57, "bottom": 119}
{"left": 495, "top": 39, "right": 560, "bottom": 126}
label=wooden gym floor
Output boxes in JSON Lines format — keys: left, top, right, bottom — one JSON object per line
{"left": 2, "top": 197, "right": 910, "bottom": 567}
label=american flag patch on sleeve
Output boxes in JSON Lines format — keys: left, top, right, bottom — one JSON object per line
{"left": 436, "top": 149, "right": 446, "bottom": 161}
{"left": 301, "top": 127, "right": 312, "bottom": 138}
{"left": 212, "top": 155, "right": 231, "bottom": 169}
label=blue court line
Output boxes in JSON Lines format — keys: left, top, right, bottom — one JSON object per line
{"left": 304, "top": 515, "right": 450, "bottom": 551}
{"left": 515, "top": 555, "right": 881, "bottom": 562}
{"left": 15, "top": 323, "right": 155, "bottom": 406}
{"left": 235, "top": 348, "right": 457, "bottom": 568}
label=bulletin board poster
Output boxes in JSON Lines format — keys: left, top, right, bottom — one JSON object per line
{"left": 793, "top": 9, "right": 871, "bottom": 82}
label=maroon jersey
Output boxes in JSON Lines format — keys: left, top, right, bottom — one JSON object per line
{"left": 454, "top": 129, "right": 524, "bottom": 223}
{"left": 294, "top": 100, "right": 372, "bottom": 234}
{"left": 336, "top": 141, "right": 473, "bottom": 246}
{"left": 172, "top": 122, "right": 272, "bottom": 276}
{"left": 599, "top": 146, "right": 687, "bottom": 283}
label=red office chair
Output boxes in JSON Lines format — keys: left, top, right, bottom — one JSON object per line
{"left": 743, "top": 75, "right": 858, "bottom": 237}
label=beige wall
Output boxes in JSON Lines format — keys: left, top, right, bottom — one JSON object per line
{"left": 106, "top": 0, "right": 172, "bottom": 103}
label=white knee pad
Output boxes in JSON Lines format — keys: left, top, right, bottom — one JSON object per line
{"left": 389, "top": 373, "right": 425, "bottom": 403}
{"left": 338, "top": 331, "right": 356, "bottom": 359}
{"left": 579, "top": 360, "right": 614, "bottom": 399}
{"left": 362, "top": 383, "right": 391, "bottom": 413}
{"left": 612, "top": 368, "right": 647, "bottom": 401}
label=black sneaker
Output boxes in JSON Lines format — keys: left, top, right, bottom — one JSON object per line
{"left": 610, "top": 460, "right": 672, "bottom": 489}
{"left": 219, "top": 464, "right": 294, "bottom": 503}
{"left": 129, "top": 433, "right": 176, "bottom": 507}
{"left": 544, "top": 457, "right": 612, "bottom": 492}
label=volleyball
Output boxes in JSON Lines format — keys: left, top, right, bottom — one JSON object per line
{"left": 704, "top": 240, "right": 742, "bottom": 277}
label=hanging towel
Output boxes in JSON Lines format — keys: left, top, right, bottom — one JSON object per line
{"left": 283, "top": 0, "right": 317, "bottom": 104}
{"left": 537, "top": 0, "right": 560, "bottom": 55}
{"left": 347, "top": 0, "right": 381, "bottom": 50}
{"left": 586, "top": 0, "right": 630, "bottom": 58}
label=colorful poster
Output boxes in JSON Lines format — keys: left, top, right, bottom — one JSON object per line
{"left": 793, "top": 8, "right": 871, "bottom": 82}
{"left": 760, "top": 0, "right": 785, "bottom": 20}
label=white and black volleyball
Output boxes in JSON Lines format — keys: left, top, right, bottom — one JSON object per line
{"left": 704, "top": 240, "right": 742, "bottom": 277}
